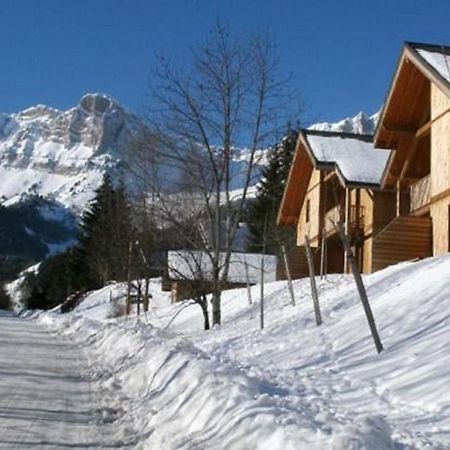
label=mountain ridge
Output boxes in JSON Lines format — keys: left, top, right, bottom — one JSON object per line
{"left": 0, "top": 93, "right": 145, "bottom": 212}
{"left": 0, "top": 95, "right": 378, "bottom": 212}
{"left": 0, "top": 95, "right": 378, "bottom": 277}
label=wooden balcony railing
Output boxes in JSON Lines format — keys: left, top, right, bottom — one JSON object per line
{"left": 324, "top": 204, "right": 343, "bottom": 235}
{"left": 410, "top": 174, "right": 430, "bottom": 212}
{"left": 350, "top": 204, "right": 365, "bottom": 230}
{"left": 324, "top": 204, "right": 365, "bottom": 236}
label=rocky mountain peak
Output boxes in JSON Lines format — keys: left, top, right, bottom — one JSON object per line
{"left": 78, "top": 92, "right": 123, "bottom": 115}
{"left": 308, "top": 110, "right": 379, "bottom": 135}
{"left": 0, "top": 93, "right": 147, "bottom": 212}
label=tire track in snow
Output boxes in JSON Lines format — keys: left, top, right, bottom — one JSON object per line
{"left": 0, "top": 311, "right": 120, "bottom": 449}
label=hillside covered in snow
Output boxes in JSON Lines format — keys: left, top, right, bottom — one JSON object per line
{"left": 36, "top": 253, "right": 450, "bottom": 449}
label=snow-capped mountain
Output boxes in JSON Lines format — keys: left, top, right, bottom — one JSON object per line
{"left": 0, "top": 97, "right": 379, "bottom": 277}
{"left": 0, "top": 93, "right": 145, "bottom": 212}
{"left": 309, "top": 111, "right": 379, "bottom": 134}
{"left": 0, "top": 95, "right": 379, "bottom": 214}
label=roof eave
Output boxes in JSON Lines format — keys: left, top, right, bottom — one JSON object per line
{"left": 374, "top": 44, "right": 409, "bottom": 145}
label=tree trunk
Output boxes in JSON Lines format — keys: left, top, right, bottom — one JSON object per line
{"left": 143, "top": 277, "right": 150, "bottom": 312}
{"left": 211, "top": 289, "right": 221, "bottom": 326}
{"left": 200, "top": 294, "right": 210, "bottom": 330}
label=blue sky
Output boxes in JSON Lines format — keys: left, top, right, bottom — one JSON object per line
{"left": 1, "top": 0, "right": 450, "bottom": 124}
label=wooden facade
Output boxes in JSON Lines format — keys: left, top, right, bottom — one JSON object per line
{"left": 277, "top": 42, "right": 450, "bottom": 276}
{"left": 278, "top": 130, "right": 397, "bottom": 275}
{"left": 170, "top": 280, "right": 247, "bottom": 303}
{"left": 375, "top": 42, "right": 450, "bottom": 260}
{"left": 166, "top": 251, "right": 278, "bottom": 302}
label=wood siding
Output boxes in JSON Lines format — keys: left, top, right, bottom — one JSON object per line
{"left": 276, "top": 246, "right": 311, "bottom": 280}
{"left": 373, "top": 190, "right": 397, "bottom": 235}
{"left": 297, "top": 169, "right": 321, "bottom": 247}
{"left": 171, "top": 280, "right": 247, "bottom": 303}
{"left": 430, "top": 83, "right": 450, "bottom": 254}
{"left": 372, "top": 216, "right": 432, "bottom": 271}
{"left": 362, "top": 237, "right": 373, "bottom": 274}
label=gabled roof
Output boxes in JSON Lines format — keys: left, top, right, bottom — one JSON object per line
{"left": 374, "top": 41, "right": 450, "bottom": 186}
{"left": 168, "top": 250, "right": 277, "bottom": 284}
{"left": 302, "top": 130, "right": 390, "bottom": 187}
{"left": 277, "top": 130, "right": 391, "bottom": 225}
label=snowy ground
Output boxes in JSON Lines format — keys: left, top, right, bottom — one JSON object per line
{"left": 35, "top": 254, "right": 450, "bottom": 449}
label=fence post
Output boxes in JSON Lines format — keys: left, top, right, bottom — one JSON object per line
{"left": 334, "top": 221, "right": 383, "bottom": 354}
{"left": 320, "top": 229, "right": 326, "bottom": 279}
{"left": 260, "top": 255, "right": 264, "bottom": 329}
{"left": 244, "top": 261, "right": 253, "bottom": 305}
{"left": 304, "top": 236, "right": 322, "bottom": 326}
{"left": 281, "top": 245, "right": 296, "bottom": 306}
{"left": 143, "top": 277, "right": 150, "bottom": 312}
{"left": 126, "top": 241, "right": 133, "bottom": 316}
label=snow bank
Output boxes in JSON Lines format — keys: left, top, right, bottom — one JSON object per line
{"left": 6, "top": 263, "right": 40, "bottom": 312}
{"left": 37, "top": 254, "right": 450, "bottom": 449}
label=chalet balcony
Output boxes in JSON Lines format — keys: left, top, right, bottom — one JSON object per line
{"left": 323, "top": 204, "right": 365, "bottom": 237}
{"left": 324, "top": 204, "right": 343, "bottom": 236}
{"left": 410, "top": 174, "right": 430, "bottom": 212}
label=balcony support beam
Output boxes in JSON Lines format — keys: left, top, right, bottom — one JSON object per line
{"left": 344, "top": 188, "right": 351, "bottom": 273}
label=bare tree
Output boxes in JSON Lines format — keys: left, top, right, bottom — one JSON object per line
{"left": 131, "top": 22, "right": 295, "bottom": 326}
{"left": 167, "top": 250, "right": 212, "bottom": 330}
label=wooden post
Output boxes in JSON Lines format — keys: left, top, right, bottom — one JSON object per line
{"left": 137, "top": 279, "right": 142, "bottom": 316}
{"left": 143, "top": 277, "right": 150, "bottom": 312}
{"left": 304, "top": 236, "right": 322, "bottom": 326}
{"left": 320, "top": 229, "right": 326, "bottom": 280}
{"left": 344, "top": 188, "right": 351, "bottom": 273}
{"left": 334, "top": 221, "right": 383, "bottom": 354}
{"left": 281, "top": 245, "right": 295, "bottom": 306}
{"left": 260, "top": 255, "right": 264, "bottom": 329}
{"left": 244, "top": 261, "right": 252, "bottom": 305}
{"left": 135, "top": 239, "right": 150, "bottom": 312}
{"left": 125, "top": 241, "right": 133, "bottom": 316}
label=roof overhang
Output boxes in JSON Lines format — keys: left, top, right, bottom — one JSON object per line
{"left": 277, "top": 132, "right": 313, "bottom": 226}
{"left": 375, "top": 42, "right": 450, "bottom": 187}
{"left": 277, "top": 130, "right": 383, "bottom": 226}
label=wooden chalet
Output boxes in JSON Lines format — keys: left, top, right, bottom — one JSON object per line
{"left": 166, "top": 250, "right": 277, "bottom": 302}
{"left": 277, "top": 129, "right": 396, "bottom": 275}
{"left": 375, "top": 42, "right": 450, "bottom": 261}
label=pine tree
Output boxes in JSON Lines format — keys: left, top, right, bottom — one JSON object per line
{"left": 72, "top": 174, "right": 135, "bottom": 289}
{"left": 23, "top": 175, "right": 141, "bottom": 310}
{"left": 246, "top": 129, "right": 297, "bottom": 254}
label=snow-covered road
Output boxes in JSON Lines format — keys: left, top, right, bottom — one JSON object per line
{"left": 0, "top": 311, "right": 103, "bottom": 449}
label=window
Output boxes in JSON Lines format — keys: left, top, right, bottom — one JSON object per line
{"left": 306, "top": 199, "right": 310, "bottom": 223}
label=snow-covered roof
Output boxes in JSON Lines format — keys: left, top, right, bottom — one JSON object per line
{"left": 412, "top": 43, "right": 450, "bottom": 85}
{"left": 303, "top": 130, "right": 391, "bottom": 187}
{"left": 168, "top": 250, "right": 277, "bottom": 284}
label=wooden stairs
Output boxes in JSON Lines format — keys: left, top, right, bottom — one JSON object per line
{"left": 372, "top": 215, "right": 432, "bottom": 272}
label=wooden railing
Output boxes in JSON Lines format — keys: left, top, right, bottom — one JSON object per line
{"left": 350, "top": 204, "right": 365, "bottom": 230}
{"left": 324, "top": 204, "right": 343, "bottom": 235}
{"left": 410, "top": 174, "right": 430, "bottom": 212}
{"left": 324, "top": 204, "right": 365, "bottom": 236}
